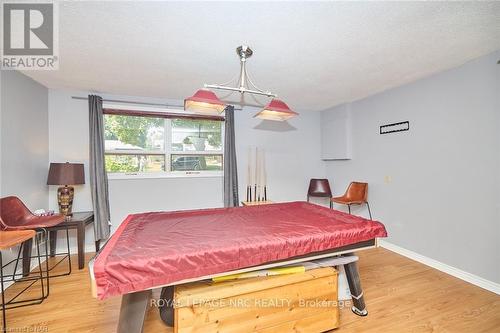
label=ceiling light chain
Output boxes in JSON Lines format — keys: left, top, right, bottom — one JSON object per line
{"left": 204, "top": 45, "right": 277, "bottom": 98}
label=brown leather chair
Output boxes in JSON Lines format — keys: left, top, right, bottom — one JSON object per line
{"left": 0, "top": 196, "right": 70, "bottom": 279}
{"left": 331, "top": 182, "right": 372, "bottom": 219}
{"left": 307, "top": 179, "right": 333, "bottom": 208}
{"left": 0, "top": 196, "right": 64, "bottom": 231}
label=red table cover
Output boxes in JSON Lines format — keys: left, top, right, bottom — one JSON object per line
{"left": 94, "top": 201, "right": 387, "bottom": 299}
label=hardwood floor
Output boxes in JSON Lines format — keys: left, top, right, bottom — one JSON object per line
{"left": 3, "top": 247, "right": 499, "bottom": 332}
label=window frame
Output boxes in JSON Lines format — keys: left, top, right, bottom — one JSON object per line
{"left": 103, "top": 107, "right": 224, "bottom": 179}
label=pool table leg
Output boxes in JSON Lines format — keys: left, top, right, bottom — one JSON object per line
{"left": 344, "top": 257, "right": 368, "bottom": 316}
{"left": 159, "top": 286, "right": 175, "bottom": 326}
{"left": 117, "top": 289, "right": 152, "bottom": 333}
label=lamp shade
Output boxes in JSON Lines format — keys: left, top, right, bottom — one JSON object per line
{"left": 47, "top": 163, "right": 85, "bottom": 185}
{"left": 254, "top": 99, "right": 298, "bottom": 121}
{"left": 184, "top": 89, "right": 226, "bottom": 114}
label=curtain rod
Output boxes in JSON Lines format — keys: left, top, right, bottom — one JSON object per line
{"left": 103, "top": 108, "right": 224, "bottom": 121}
{"left": 71, "top": 96, "right": 242, "bottom": 110}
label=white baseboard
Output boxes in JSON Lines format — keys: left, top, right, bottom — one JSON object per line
{"left": 378, "top": 240, "right": 500, "bottom": 295}
{"left": 53, "top": 244, "right": 98, "bottom": 257}
{"left": 71, "top": 244, "right": 98, "bottom": 255}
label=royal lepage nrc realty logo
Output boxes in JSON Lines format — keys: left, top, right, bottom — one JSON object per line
{"left": 2, "top": 1, "right": 59, "bottom": 70}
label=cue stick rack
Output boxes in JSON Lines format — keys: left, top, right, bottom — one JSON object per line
{"left": 246, "top": 146, "right": 268, "bottom": 202}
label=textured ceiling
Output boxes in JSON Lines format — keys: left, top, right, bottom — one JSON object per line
{"left": 22, "top": 1, "right": 500, "bottom": 112}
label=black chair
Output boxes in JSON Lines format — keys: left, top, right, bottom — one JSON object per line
{"left": 307, "top": 179, "right": 333, "bottom": 208}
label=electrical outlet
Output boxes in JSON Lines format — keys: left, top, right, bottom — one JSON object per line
{"left": 384, "top": 175, "right": 392, "bottom": 184}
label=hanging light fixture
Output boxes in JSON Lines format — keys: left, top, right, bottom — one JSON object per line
{"left": 254, "top": 99, "right": 298, "bottom": 121}
{"left": 184, "top": 89, "right": 226, "bottom": 115}
{"left": 185, "top": 45, "right": 298, "bottom": 121}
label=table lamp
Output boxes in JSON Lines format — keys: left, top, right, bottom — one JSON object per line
{"left": 47, "top": 162, "right": 85, "bottom": 216}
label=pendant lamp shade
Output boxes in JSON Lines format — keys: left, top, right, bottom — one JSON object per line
{"left": 184, "top": 89, "right": 226, "bottom": 114}
{"left": 254, "top": 99, "right": 298, "bottom": 121}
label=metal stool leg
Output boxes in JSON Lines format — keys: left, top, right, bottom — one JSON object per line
{"left": 347, "top": 204, "right": 351, "bottom": 214}
{"left": 0, "top": 232, "right": 49, "bottom": 329}
{"left": 21, "top": 240, "right": 32, "bottom": 278}
{"left": 366, "top": 202, "right": 372, "bottom": 220}
{"left": 12, "top": 245, "right": 24, "bottom": 283}
{"left": 1, "top": 253, "right": 6, "bottom": 332}
{"left": 35, "top": 233, "right": 46, "bottom": 300}
{"left": 37, "top": 229, "right": 50, "bottom": 299}
{"left": 34, "top": 229, "right": 50, "bottom": 298}
{"left": 65, "top": 228, "right": 72, "bottom": 275}
{"left": 37, "top": 228, "right": 50, "bottom": 298}
{"left": 42, "top": 227, "right": 71, "bottom": 278}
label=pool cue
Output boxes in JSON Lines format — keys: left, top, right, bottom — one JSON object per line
{"left": 260, "top": 149, "right": 264, "bottom": 201}
{"left": 260, "top": 148, "right": 266, "bottom": 201}
{"left": 262, "top": 149, "right": 267, "bottom": 201}
{"left": 258, "top": 147, "right": 263, "bottom": 201}
{"left": 260, "top": 148, "right": 264, "bottom": 202}
{"left": 251, "top": 146, "right": 256, "bottom": 202}
{"left": 246, "top": 147, "right": 252, "bottom": 202}
{"left": 256, "top": 147, "right": 261, "bottom": 201}
{"left": 252, "top": 147, "right": 257, "bottom": 201}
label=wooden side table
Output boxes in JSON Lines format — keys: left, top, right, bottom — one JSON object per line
{"left": 21, "top": 212, "right": 101, "bottom": 276}
{"left": 47, "top": 211, "right": 100, "bottom": 270}
{"left": 23, "top": 212, "right": 99, "bottom": 274}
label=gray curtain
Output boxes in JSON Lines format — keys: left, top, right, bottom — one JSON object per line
{"left": 89, "top": 95, "right": 111, "bottom": 241}
{"left": 224, "top": 106, "right": 239, "bottom": 207}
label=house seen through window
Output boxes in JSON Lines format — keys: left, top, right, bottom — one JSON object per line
{"left": 104, "top": 114, "right": 223, "bottom": 175}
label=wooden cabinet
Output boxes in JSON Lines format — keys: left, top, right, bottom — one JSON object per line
{"left": 321, "top": 104, "right": 352, "bottom": 160}
{"left": 173, "top": 267, "right": 339, "bottom": 332}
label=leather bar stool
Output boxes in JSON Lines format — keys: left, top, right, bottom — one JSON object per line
{"left": 331, "top": 182, "right": 372, "bottom": 219}
{"left": 0, "top": 196, "right": 71, "bottom": 282}
{"left": 307, "top": 179, "right": 333, "bottom": 208}
{"left": 0, "top": 228, "right": 49, "bottom": 331}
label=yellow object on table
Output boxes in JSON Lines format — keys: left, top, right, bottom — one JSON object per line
{"left": 213, "top": 266, "right": 305, "bottom": 282}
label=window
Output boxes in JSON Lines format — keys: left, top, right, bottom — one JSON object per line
{"left": 104, "top": 112, "right": 223, "bottom": 177}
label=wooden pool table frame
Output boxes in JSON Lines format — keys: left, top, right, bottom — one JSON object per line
{"left": 91, "top": 238, "right": 378, "bottom": 333}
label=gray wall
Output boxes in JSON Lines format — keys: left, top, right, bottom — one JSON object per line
{"left": 1, "top": 70, "right": 49, "bottom": 275}
{"left": 48, "top": 89, "right": 325, "bottom": 250}
{"left": 324, "top": 50, "right": 500, "bottom": 283}
{"left": 235, "top": 106, "right": 324, "bottom": 204}
{"left": 1, "top": 70, "right": 49, "bottom": 210}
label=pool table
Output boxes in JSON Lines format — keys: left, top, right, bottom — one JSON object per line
{"left": 90, "top": 201, "right": 387, "bottom": 333}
